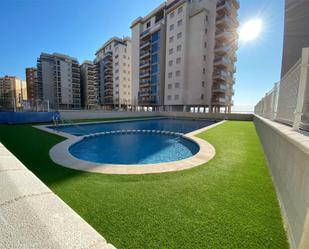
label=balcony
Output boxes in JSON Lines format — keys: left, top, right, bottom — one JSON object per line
{"left": 139, "top": 91, "right": 151, "bottom": 97}
{"left": 214, "top": 44, "right": 231, "bottom": 55}
{"left": 140, "top": 40, "right": 151, "bottom": 49}
{"left": 213, "top": 70, "right": 228, "bottom": 81}
{"left": 140, "top": 60, "right": 151, "bottom": 69}
{"left": 140, "top": 29, "right": 150, "bottom": 39}
{"left": 140, "top": 50, "right": 151, "bottom": 59}
{"left": 231, "top": 0, "right": 240, "bottom": 9}
{"left": 212, "top": 84, "right": 228, "bottom": 94}
{"left": 104, "top": 81, "right": 113, "bottom": 86}
{"left": 140, "top": 70, "right": 151, "bottom": 78}
{"left": 212, "top": 97, "right": 227, "bottom": 106}
{"left": 214, "top": 56, "right": 231, "bottom": 68}
{"left": 215, "top": 30, "right": 234, "bottom": 42}
{"left": 216, "top": 15, "right": 235, "bottom": 28}
{"left": 140, "top": 80, "right": 151, "bottom": 88}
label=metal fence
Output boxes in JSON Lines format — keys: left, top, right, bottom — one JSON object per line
{"left": 0, "top": 97, "right": 50, "bottom": 112}
{"left": 255, "top": 47, "right": 309, "bottom": 131}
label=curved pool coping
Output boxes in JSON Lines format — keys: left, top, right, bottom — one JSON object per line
{"left": 38, "top": 120, "right": 225, "bottom": 175}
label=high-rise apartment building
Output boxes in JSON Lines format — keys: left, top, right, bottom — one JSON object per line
{"left": 0, "top": 76, "right": 27, "bottom": 109}
{"left": 25, "top": 67, "right": 42, "bottom": 103}
{"left": 37, "top": 53, "right": 81, "bottom": 109}
{"left": 281, "top": 0, "right": 309, "bottom": 77}
{"left": 80, "top": 61, "right": 99, "bottom": 109}
{"left": 131, "top": 0, "right": 239, "bottom": 112}
{"left": 95, "top": 37, "right": 132, "bottom": 109}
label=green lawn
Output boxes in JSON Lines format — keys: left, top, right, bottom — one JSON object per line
{"left": 0, "top": 121, "right": 288, "bottom": 249}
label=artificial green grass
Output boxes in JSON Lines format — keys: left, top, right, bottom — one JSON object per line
{"left": 0, "top": 121, "right": 288, "bottom": 249}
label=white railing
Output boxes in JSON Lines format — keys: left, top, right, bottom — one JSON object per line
{"left": 255, "top": 47, "right": 309, "bottom": 131}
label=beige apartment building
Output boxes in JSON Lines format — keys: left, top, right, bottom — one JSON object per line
{"left": 95, "top": 37, "right": 132, "bottom": 109}
{"left": 25, "top": 67, "right": 42, "bottom": 104}
{"left": 37, "top": 53, "right": 81, "bottom": 109}
{"left": 131, "top": 0, "right": 239, "bottom": 112}
{"left": 80, "top": 61, "right": 99, "bottom": 109}
{"left": 0, "top": 76, "right": 27, "bottom": 110}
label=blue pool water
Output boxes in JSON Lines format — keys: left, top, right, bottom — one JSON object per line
{"left": 54, "top": 118, "right": 215, "bottom": 136}
{"left": 69, "top": 133, "right": 200, "bottom": 164}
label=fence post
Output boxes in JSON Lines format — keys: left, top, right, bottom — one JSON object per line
{"left": 293, "top": 48, "right": 309, "bottom": 130}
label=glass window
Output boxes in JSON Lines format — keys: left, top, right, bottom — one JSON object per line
{"left": 177, "top": 19, "right": 183, "bottom": 26}
{"left": 177, "top": 45, "right": 182, "bottom": 52}
{"left": 169, "top": 48, "right": 174, "bottom": 55}
{"left": 203, "top": 68, "right": 206, "bottom": 74}
{"left": 177, "top": 32, "right": 182, "bottom": 39}
{"left": 170, "top": 11, "right": 175, "bottom": 18}
{"left": 202, "top": 81, "right": 205, "bottom": 87}
{"left": 152, "top": 64, "right": 158, "bottom": 73}
{"left": 176, "top": 57, "right": 181, "bottom": 64}
{"left": 168, "top": 84, "right": 172, "bottom": 89}
{"left": 168, "top": 72, "right": 173, "bottom": 78}
{"left": 152, "top": 31, "right": 160, "bottom": 42}
{"left": 176, "top": 70, "right": 181, "bottom": 76}
{"left": 174, "top": 95, "right": 179, "bottom": 100}
{"left": 175, "top": 82, "right": 180, "bottom": 88}
{"left": 201, "top": 94, "right": 204, "bottom": 100}
{"left": 151, "top": 75, "right": 158, "bottom": 84}
{"left": 169, "top": 60, "right": 173, "bottom": 66}
{"left": 146, "top": 21, "right": 151, "bottom": 28}
{"left": 168, "top": 95, "right": 172, "bottom": 100}
{"left": 169, "top": 36, "right": 174, "bottom": 43}
{"left": 152, "top": 54, "right": 158, "bottom": 63}
{"left": 152, "top": 43, "right": 160, "bottom": 53}
{"left": 170, "top": 24, "right": 174, "bottom": 31}
{"left": 178, "top": 6, "right": 183, "bottom": 14}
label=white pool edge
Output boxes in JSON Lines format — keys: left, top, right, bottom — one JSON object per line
{"left": 37, "top": 120, "right": 226, "bottom": 175}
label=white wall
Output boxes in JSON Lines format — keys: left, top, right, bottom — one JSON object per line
{"left": 254, "top": 115, "right": 309, "bottom": 249}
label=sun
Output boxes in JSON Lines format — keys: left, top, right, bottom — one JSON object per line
{"left": 239, "top": 19, "right": 263, "bottom": 42}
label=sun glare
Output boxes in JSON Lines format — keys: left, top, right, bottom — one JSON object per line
{"left": 239, "top": 19, "right": 263, "bottom": 42}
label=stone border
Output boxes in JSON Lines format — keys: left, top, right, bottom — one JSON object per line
{"left": 0, "top": 142, "right": 115, "bottom": 249}
{"left": 37, "top": 119, "right": 225, "bottom": 175}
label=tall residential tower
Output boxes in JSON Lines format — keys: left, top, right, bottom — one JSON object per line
{"left": 37, "top": 53, "right": 81, "bottom": 109}
{"left": 95, "top": 37, "right": 132, "bottom": 109}
{"left": 131, "top": 0, "right": 239, "bottom": 112}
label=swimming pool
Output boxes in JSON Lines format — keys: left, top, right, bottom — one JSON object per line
{"left": 69, "top": 132, "right": 199, "bottom": 164}
{"left": 53, "top": 118, "right": 215, "bottom": 136}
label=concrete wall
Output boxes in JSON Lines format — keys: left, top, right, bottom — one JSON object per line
{"left": 59, "top": 110, "right": 253, "bottom": 121}
{"left": 159, "top": 111, "right": 253, "bottom": 121}
{"left": 0, "top": 142, "right": 115, "bottom": 249}
{"left": 60, "top": 110, "right": 160, "bottom": 120}
{"left": 254, "top": 115, "right": 309, "bottom": 249}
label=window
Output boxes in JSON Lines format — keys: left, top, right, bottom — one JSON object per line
{"left": 205, "top": 28, "right": 208, "bottom": 34}
{"left": 168, "top": 95, "right": 172, "bottom": 101}
{"left": 170, "top": 11, "right": 175, "bottom": 18}
{"left": 175, "top": 82, "right": 180, "bottom": 88}
{"left": 115, "top": 69, "right": 119, "bottom": 73}
{"left": 206, "top": 15, "right": 209, "bottom": 22}
{"left": 176, "top": 57, "right": 181, "bottom": 64}
{"left": 204, "top": 42, "right": 207, "bottom": 48}
{"left": 177, "top": 45, "right": 182, "bottom": 52}
{"left": 115, "top": 76, "right": 119, "bottom": 80}
{"left": 115, "top": 54, "right": 119, "bottom": 59}
{"left": 174, "top": 95, "right": 179, "bottom": 100}
{"left": 176, "top": 70, "right": 181, "bottom": 76}
{"left": 170, "top": 24, "right": 174, "bottom": 31}
{"left": 123, "top": 55, "right": 126, "bottom": 59}
{"left": 201, "top": 94, "right": 204, "bottom": 100}
{"left": 168, "top": 84, "right": 172, "bottom": 89}
{"left": 169, "top": 60, "right": 173, "bottom": 66}
{"left": 177, "top": 32, "right": 182, "bottom": 39}
{"left": 169, "top": 48, "right": 174, "bottom": 55}
{"left": 178, "top": 6, "right": 183, "bottom": 14}
{"left": 177, "top": 19, "right": 183, "bottom": 27}
{"left": 146, "top": 21, "right": 151, "bottom": 28}
{"left": 115, "top": 62, "right": 119, "bottom": 66}
{"left": 202, "top": 81, "right": 205, "bottom": 87}
{"left": 203, "top": 68, "right": 206, "bottom": 74}
{"left": 169, "top": 36, "right": 174, "bottom": 43}
{"left": 203, "top": 55, "right": 206, "bottom": 61}
{"left": 168, "top": 72, "right": 173, "bottom": 78}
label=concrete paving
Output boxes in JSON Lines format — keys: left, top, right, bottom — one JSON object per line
{"left": 0, "top": 143, "right": 115, "bottom": 249}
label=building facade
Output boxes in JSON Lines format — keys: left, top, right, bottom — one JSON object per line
{"left": 25, "top": 67, "right": 42, "bottom": 104}
{"left": 80, "top": 61, "right": 99, "bottom": 109}
{"left": 95, "top": 37, "right": 132, "bottom": 109}
{"left": 281, "top": 0, "right": 309, "bottom": 77}
{"left": 37, "top": 53, "right": 81, "bottom": 109}
{"left": 131, "top": 0, "right": 239, "bottom": 112}
{"left": 0, "top": 76, "right": 27, "bottom": 110}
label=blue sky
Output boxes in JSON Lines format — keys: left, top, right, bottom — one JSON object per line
{"left": 0, "top": 0, "right": 284, "bottom": 108}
